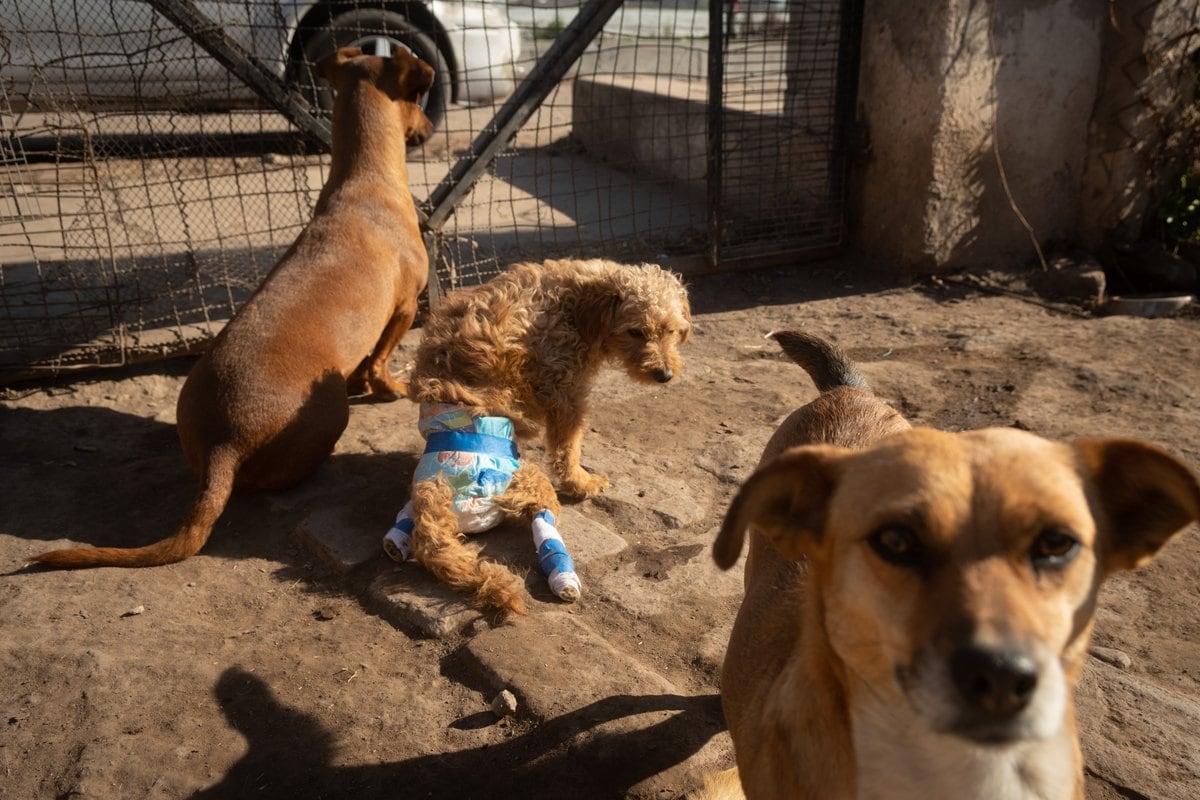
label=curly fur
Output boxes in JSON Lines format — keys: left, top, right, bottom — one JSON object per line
{"left": 406, "top": 258, "right": 691, "bottom": 617}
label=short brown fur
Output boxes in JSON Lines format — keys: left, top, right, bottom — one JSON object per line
{"left": 705, "top": 331, "right": 1200, "bottom": 800}
{"left": 30, "top": 47, "right": 435, "bottom": 569}
{"left": 406, "top": 258, "right": 691, "bottom": 617}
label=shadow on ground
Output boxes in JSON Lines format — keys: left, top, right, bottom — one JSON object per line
{"left": 193, "top": 667, "right": 725, "bottom": 800}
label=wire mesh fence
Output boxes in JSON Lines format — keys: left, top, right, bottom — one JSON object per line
{"left": 1, "top": 0, "right": 862, "bottom": 380}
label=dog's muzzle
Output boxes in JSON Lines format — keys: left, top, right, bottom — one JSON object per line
{"left": 948, "top": 643, "right": 1039, "bottom": 740}
{"left": 651, "top": 368, "right": 674, "bottom": 383}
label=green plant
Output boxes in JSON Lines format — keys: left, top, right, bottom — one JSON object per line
{"left": 1157, "top": 173, "right": 1200, "bottom": 243}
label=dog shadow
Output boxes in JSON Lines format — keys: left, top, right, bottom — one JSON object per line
{"left": 192, "top": 666, "right": 724, "bottom": 800}
{"left": 1, "top": 404, "right": 192, "bottom": 549}
{"left": 0, "top": 400, "right": 565, "bottom": 613}
{"left": 0, "top": 402, "right": 418, "bottom": 568}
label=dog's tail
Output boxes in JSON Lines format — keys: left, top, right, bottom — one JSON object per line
{"left": 27, "top": 447, "right": 238, "bottom": 569}
{"left": 410, "top": 478, "right": 527, "bottom": 619}
{"left": 768, "top": 330, "right": 870, "bottom": 393}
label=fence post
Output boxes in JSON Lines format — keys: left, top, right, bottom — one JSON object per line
{"left": 423, "top": 0, "right": 627, "bottom": 231}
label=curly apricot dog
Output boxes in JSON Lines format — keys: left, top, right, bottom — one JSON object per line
{"left": 384, "top": 258, "right": 692, "bottom": 618}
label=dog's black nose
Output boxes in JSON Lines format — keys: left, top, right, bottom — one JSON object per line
{"left": 950, "top": 645, "right": 1039, "bottom": 718}
{"left": 652, "top": 368, "right": 674, "bottom": 383}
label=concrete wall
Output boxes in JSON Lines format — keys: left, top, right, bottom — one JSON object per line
{"left": 854, "top": 0, "right": 1198, "bottom": 273}
{"left": 572, "top": 74, "right": 835, "bottom": 231}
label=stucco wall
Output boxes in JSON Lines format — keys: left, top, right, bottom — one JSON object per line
{"left": 853, "top": 0, "right": 1197, "bottom": 273}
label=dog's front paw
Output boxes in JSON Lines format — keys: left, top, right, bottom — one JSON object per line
{"left": 562, "top": 470, "right": 610, "bottom": 499}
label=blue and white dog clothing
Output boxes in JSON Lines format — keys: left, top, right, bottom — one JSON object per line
{"left": 383, "top": 403, "right": 581, "bottom": 601}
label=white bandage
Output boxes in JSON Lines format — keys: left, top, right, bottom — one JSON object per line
{"left": 533, "top": 510, "right": 581, "bottom": 602}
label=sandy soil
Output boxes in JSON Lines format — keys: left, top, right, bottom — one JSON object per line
{"left": 2, "top": 262, "right": 1198, "bottom": 799}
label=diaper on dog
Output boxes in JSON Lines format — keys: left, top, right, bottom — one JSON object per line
{"left": 384, "top": 404, "right": 582, "bottom": 603}
{"left": 413, "top": 403, "right": 520, "bottom": 532}
{"left": 384, "top": 404, "right": 520, "bottom": 564}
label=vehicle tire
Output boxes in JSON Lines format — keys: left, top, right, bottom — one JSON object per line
{"left": 296, "top": 9, "right": 451, "bottom": 131}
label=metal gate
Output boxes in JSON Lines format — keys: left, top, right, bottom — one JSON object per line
{"left": 0, "top": 0, "right": 863, "bottom": 380}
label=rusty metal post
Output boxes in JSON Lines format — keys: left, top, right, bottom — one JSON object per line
{"left": 706, "top": 0, "right": 727, "bottom": 269}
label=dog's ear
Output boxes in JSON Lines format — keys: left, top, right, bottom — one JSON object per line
{"left": 713, "top": 445, "right": 847, "bottom": 569}
{"left": 392, "top": 47, "right": 435, "bottom": 100}
{"left": 678, "top": 294, "right": 693, "bottom": 343}
{"left": 317, "top": 47, "right": 362, "bottom": 84}
{"left": 1073, "top": 437, "right": 1200, "bottom": 573}
{"left": 573, "top": 289, "right": 622, "bottom": 343}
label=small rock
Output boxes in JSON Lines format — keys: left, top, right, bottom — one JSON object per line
{"left": 313, "top": 606, "right": 338, "bottom": 621}
{"left": 121, "top": 605, "right": 145, "bottom": 618}
{"left": 1090, "top": 646, "right": 1132, "bottom": 670}
{"left": 1031, "top": 255, "right": 1106, "bottom": 305}
{"left": 490, "top": 689, "right": 518, "bottom": 718}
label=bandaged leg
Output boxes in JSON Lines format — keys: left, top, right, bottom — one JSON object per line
{"left": 382, "top": 500, "right": 415, "bottom": 563}
{"left": 532, "top": 509, "right": 581, "bottom": 602}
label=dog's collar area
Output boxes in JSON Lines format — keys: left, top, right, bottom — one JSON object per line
{"left": 423, "top": 430, "right": 519, "bottom": 459}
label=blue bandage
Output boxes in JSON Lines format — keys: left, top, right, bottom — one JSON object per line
{"left": 538, "top": 538, "right": 575, "bottom": 577}
{"left": 531, "top": 507, "right": 580, "bottom": 601}
{"left": 383, "top": 504, "right": 416, "bottom": 563}
{"left": 423, "top": 430, "right": 519, "bottom": 459}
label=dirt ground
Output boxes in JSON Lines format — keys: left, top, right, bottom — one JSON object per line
{"left": 2, "top": 262, "right": 1198, "bottom": 799}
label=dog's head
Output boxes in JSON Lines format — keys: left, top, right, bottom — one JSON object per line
{"left": 573, "top": 261, "right": 692, "bottom": 385}
{"left": 317, "top": 46, "right": 434, "bottom": 145}
{"left": 715, "top": 427, "right": 1199, "bottom": 746}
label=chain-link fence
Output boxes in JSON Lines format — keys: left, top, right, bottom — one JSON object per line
{"left": 1, "top": 0, "right": 863, "bottom": 380}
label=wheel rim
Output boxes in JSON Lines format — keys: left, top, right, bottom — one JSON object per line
{"left": 346, "top": 34, "right": 432, "bottom": 112}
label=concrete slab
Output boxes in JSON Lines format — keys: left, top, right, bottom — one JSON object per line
{"left": 582, "top": 439, "right": 713, "bottom": 529}
{"left": 462, "top": 610, "right": 676, "bottom": 719}
{"left": 460, "top": 611, "right": 732, "bottom": 798}
{"left": 368, "top": 566, "right": 481, "bottom": 639}
{"left": 591, "top": 527, "right": 744, "bottom": 621}
{"left": 356, "top": 504, "right": 627, "bottom": 639}
{"left": 295, "top": 504, "right": 379, "bottom": 574}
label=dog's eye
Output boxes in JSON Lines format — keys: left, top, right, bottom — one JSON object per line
{"left": 1030, "top": 529, "right": 1080, "bottom": 568}
{"left": 626, "top": 329, "right": 646, "bottom": 339}
{"left": 868, "top": 525, "right": 925, "bottom": 569}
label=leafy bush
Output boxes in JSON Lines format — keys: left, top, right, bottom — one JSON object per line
{"left": 1157, "top": 173, "right": 1200, "bottom": 243}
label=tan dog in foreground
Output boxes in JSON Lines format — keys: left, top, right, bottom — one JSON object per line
{"left": 30, "top": 47, "right": 434, "bottom": 569}
{"left": 395, "top": 258, "right": 692, "bottom": 617}
{"left": 704, "top": 331, "right": 1200, "bottom": 800}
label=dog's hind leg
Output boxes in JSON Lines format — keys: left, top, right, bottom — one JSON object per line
{"left": 495, "top": 465, "right": 582, "bottom": 602}
{"left": 382, "top": 499, "right": 416, "bottom": 562}
{"left": 409, "top": 478, "right": 527, "bottom": 619}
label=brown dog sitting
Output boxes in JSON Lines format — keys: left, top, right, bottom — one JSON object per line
{"left": 705, "top": 331, "right": 1200, "bottom": 800}
{"left": 29, "top": 47, "right": 434, "bottom": 569}
{"left": 382, "top": 258, "right": 692, "bottom": 618}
